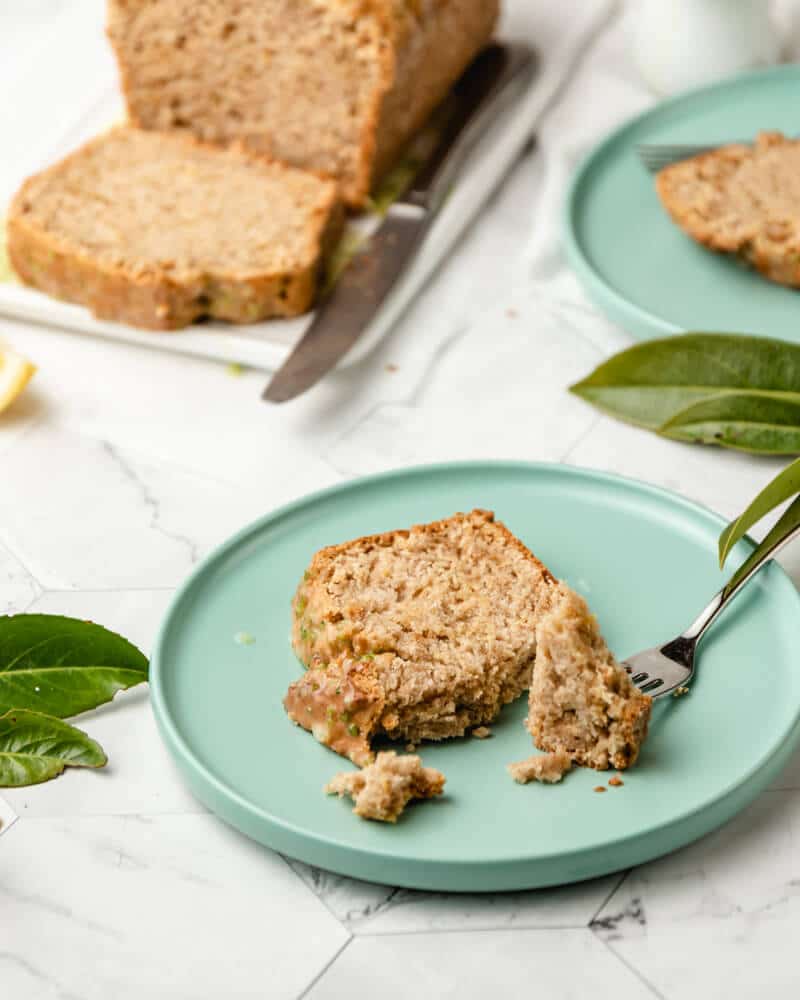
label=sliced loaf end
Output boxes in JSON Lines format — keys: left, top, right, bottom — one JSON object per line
{"left": 7, "top": 126, "right": 343, "bottom": 330}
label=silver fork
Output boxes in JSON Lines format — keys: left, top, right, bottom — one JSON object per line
{"left": 637, "top": 138, "right": 752, "bottom": 173}
{"left": 625, "top": 513, "right": 800, "bottom": 699}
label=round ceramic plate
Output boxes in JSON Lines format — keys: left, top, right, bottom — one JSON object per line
{"left": 564, "top": 66, "right": 800, "bottom": 342}
{"left": 151, "top": 462, "right": 800, "bottom": 892}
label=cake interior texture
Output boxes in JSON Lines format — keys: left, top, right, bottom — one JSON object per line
{"left": 527, "top": 583, "right": 652, "bottom": 771}
{"left": 107, "top": 0, "right": 499, "bottom": 205}
{"left": 11, "top": 127, "right": 338, "bottom": 282}
{"left": 284, "top": 510, "right": 554, "bottom": 763}
{"left": 285, "top": 511, "right": 652, "bottom": 772}
{"left": 325, "top": 751, "right": 445, "bottom": 823}
{"left": 507, "top": 751, "right": 573, "bottom": 785}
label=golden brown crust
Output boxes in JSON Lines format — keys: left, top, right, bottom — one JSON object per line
{"left": 7, "top": 127, "right": 344, "bottom": 330}
{"left": 304, "top": 509, "right": 554, "bottom": 588}
{"left": 656, "top": 131, "right": 800, "bottom": 288}
{"left": 369, "top": 0, "right": 499, "bottom": 192}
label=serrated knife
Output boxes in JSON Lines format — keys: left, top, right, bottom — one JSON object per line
{"left": 263, "top": 42, "right": 538, "bottom": 403}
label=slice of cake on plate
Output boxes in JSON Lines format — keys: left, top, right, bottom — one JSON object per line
{"left": 284, "top": 509, "right": 554, "bottom": 764}
{"left": 656, "top": 130, "right": 800, "bottom": 288}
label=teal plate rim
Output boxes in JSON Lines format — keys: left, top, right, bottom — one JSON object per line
{"left": 150, "top": 461, "right": 800, "bottom": 892}
{"left": 562, "top": 64, "right": 800, "bottom": 342}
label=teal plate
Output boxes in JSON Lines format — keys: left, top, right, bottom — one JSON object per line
{"left": 151, "top": 462, "right": 800, "bottom": 892}
{"left": 564, "top": 66, "right": 800, "bottom": 342}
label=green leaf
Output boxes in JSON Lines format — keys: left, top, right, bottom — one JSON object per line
{"left": 661, "top": 393, "right": 800, "bottom": 455}
{"left": 570, "top": 333, "right": 800, "bottom": 431}
{"left": 718, "top": 456, "right": 800, "bottom": 568}
{"left": 0, "top": 709, "right": 106, "bottom": 786}
{"left": 0, "top": 614, "right": 148, "bottom": 718}
{"left": 722, "top": 495, "right": 800, "bottom": 599}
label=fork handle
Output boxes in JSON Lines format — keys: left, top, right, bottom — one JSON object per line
{"left": 682, "top": 503, "right": 800, "bottom": 645}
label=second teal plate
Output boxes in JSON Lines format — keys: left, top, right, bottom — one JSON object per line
{"left": 564, "top": 66, "right": 800, "bottom": 343}
{"left": 151, "top": 463, "right": 800, "bottom": 891}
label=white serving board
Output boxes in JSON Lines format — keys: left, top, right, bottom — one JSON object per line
{"left": 0, "top": 2, "right": 543, "bottom": 372}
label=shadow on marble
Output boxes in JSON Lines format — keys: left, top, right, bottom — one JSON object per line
{"left": 286, "top": 857, "right": 623, "bottom": 935}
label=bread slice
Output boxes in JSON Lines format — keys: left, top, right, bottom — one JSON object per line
{"left": 7, "top": 126, "right": 343, "bottom": 330}
{"left": 284, "top": 510, "right": 555, "bottom": 764}
{"left": 107, "top": 0, "right": 499, "bottom": 207}
{"left": 325, "top": 751, "right": 445, "bottom": 823}
{"left": 656, "top": 131, "right": 800, "bottom": 287}
{"left": 527, "top": 583, "right": 651, "bottom": 771}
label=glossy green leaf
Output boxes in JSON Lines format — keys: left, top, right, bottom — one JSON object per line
{"left": 718, "top": 456, "right": 800, "bottom": 568}
{"left": 661, "top": 393, "right": 800, "bottom": 455}
{"left": 0, "top": 614, "right": 148, "bottom": 717}
{"left": 570, "top": 333, "right": 800, "bottom": 431}
{"left": 722, "top": 495, "right": 800, "bottom": 599}
{"left": 0, "top": 709, "right": 106, "bottom": 786}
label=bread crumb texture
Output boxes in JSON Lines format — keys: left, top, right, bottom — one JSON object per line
{"left": 107, "top": 0, "right": 499, "bottom": 206}
{"left": 527, "top": 583, "right": 651, "bottom": 771}
{"left": 507, "top": 751, "right": 572, "bottom": 785}
{"left": 285, "top": 510, "right": 554, "bottom": 763}
{"left": 325, "top": 750, "right": 445, "bottom": 822}
{"left": 7, "top": 126, "right": 343, "bottom": 329}
{"left": 656, "top": 131, "right": 800, "bottom": 287}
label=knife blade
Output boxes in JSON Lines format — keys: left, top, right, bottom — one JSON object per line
{"left": 263, "top": 42, "right": 537, "bottom": 403}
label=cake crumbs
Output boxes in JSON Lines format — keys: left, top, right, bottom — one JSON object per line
{"left": 472, "top": 726, "right": 492, "bottom": 739}
{"left": 507, "top": 751, "right": 572, "bottom": 784}
{"left": 608, "top": 775, "right": 624, "bottom": 788}
{"left": 326, "top": 751, "right": 445, "bottom": 823}
{"left": 385, "top": 363, "right": 399, "bottom": 373}
{"left": 594, "top": 785, "right": 607, "bottom": 793}
{"left": 673, "top": 685, "right": 690, "bottom": 698}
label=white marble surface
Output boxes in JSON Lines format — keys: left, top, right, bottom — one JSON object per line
{"left": 5, "top": 3, "right": 800, "bottom": 998}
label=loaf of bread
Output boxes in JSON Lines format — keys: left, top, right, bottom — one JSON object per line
{"left": 7, "top": 126, "right": 343, "bottom": 330}
{"left": 656, "top": 131, "right": 800, "bottom": 288}
{"left": 107, "top": 0, "right": 500, "bottom": 207}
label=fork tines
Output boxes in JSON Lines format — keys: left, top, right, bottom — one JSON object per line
{"left": 636, "top": 142, "right": 723, "bottom": 173}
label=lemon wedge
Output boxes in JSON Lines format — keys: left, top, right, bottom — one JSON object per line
{"left": 0, "top": 342, "right": 36, "bottom": 414}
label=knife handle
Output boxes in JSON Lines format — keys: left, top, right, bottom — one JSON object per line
{"left": 405, "top": 43, "right": 538, "bottom": 214}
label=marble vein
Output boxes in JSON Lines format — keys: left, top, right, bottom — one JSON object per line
{"left": 100, "top": 440, "right": 200, "bottom": 565}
